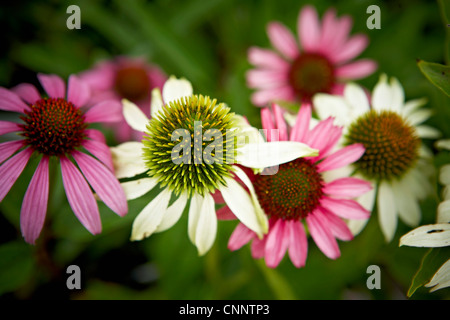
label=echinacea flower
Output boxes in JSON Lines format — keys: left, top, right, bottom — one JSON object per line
{"left": 399, "top": 139, "right": 450, "bottom": 293}
{"left": 246, "top": 5, "right": 377, "bottom": 107}
{"left": 227, "top": 103, "right": 372, "bottom": 268}
{"left": 111, "top": 76, "right": 318, "bottom": 255}
{"left": 313, "top": 74, "right": 439, "bottom": 242}
{"left": 79, "top": 56, "right": 166, "bottom": 142}
{"left": 0, "top": 73, "right": 128, "bottom": 244}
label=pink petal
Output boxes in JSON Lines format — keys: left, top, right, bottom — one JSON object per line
{"left": 0, "top": 87, "right": 30, "bottom": 113}
{"left": 261, "top": 107, "right": 276, "bottom": 140}
{"left": 78, "top": 61, "right": 116, "bottom": 91}
{"left": 60, "top": 156, "right": 101, "bottom": 235}
{"left": 266, "top": 22, "right": 299, "bottom": 60}
{"left": 264, "top": 219, "right": 289, "bottom": 268}
{"left": 321, "top": 14, "right": 353, "bottom": 57}
{"left": 67, "top": 75, "right": 91, "bottom": 107}
{"left": 306, "top": 210, "right": 340, "bottom": 259}
{"left": 20, "top": 156, "right": 49, "bottom": 244}
{"left": 332, "top": 34, "right": 369, "bottom": 64}
{"left": 85, "top": 128, "right": 107, "bottom": 144}
{"left": 84, "top": 100, "right": 123, "bottom": 123}
{"left": 211, "top": 189, "right": 225, "bottom": 204}
{"left": 82, "top": 139, "right": 114, "bottom": 172}
{"left": 246, "top": 69, "right": 288, "bottom": 89}
{"left": 317, "top": 143, "right": 365, "bottom": 172}
{"left": 228, "top": 223, "right": 255, "bottom": 251}
{"left": 37, "top": 73, "right": 66, "bottom": 99}
{"left": 72, "top": 151, "right": 127, "bottom": 217}
{"left": 273, "top": 104, "right": 288, "bottom": 141}
{"left": 0, "top": 121, "right": 20, "bottom": 136}
{"left": 335, "top": 59, "right": 378, "bottom": 80}
{"left": 320, "top": 196, "right": 371, "bottom": 220}
{"left": 11, "top": 83, "right": 41, "bottom": 104}
{"left": 0, "top": 147, "right": 32, "bottom": 202}
{"left": 323, "top": 177, "right": 373, "bottom": 199}
{"left": 216, "top": 205, "right": 237, "bottom": 220}
{"left": 318, "top": 9, "right": 339, "bottom": 55}
{"left": 0, "top": 140, "right": 24, "bottom": 164}
{"left": 248, "top": 47, "right": 290, "bottom": 69}
{"left": 311, "top": 124, "right": 343, "bottom": 161}
{"left": 305, "top": 117, "right": 334, "bottom": 153}
{"left": 289, "top": 103, "right": 312, "bottom": 143}
{"left": 298, "top": 5, "right": 321, "bottom": 52}
{"left": 316, "top": 207, "right": 353, "bottom": 241}
{"left": 251, "top": 236, "right": 267, "bottom": 259}
{"left": 286, "top": 220, "right": 308, "bottom": 268}
{"left": 251, "top": 86, "right": 295, "bottom": 107}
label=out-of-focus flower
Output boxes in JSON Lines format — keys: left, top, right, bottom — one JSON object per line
{"left": 313, "top": 74, "right": 440, "bottom": 242}
{"left": 0, "top": 73, "right": 128, "bottom": 244}
{"left": 111, "top": 76, "right": 318, "bottom": 256}
{"left": 246, "top": 5, "right": 377, "bottom": 107}
{"left": 227, "top": 103, "right": 371, "bottom": 268}
{"left": 399, "top": 139, "right": 450, "bottom": 293}
{"left": 79, "top": 56, "right": 167, "bottom": 142}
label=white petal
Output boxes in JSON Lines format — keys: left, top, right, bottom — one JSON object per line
{"left": 122, "top": 99, "right": 149, "bottom": 132}
{"left": 155, "top": 192, "right": 188, "bottom": 233}
{"left": 347, "top": 183, "right": 376, "bottom": 236}
{"left": 405, "top": 109, "right": 433, "bottom": 126}
{"left": 150, "top": 88, "right": 164, "bottom": 119}
{"left": 389, "top": 77, "right": 405, "bottom": 111}
{"left": 110, "top": 142, "right": 147, "bottom": 179}
{"left": 415, "top": 125, "right": 441, "bottom": 139}
{"left": 236, "top": 141, "right": 318, "bottom": 169}
{"left": 131, "top": 188, "right": 172, "bottom": 241}
{"left": 378, "top": 181, "right": 398, "bottom": 242}
{"left": 425, "top": 259, "right": 450, "bottom": 292}
{"left": 440, "top": 164, "right": 450, "bottom": 186}
{"left": 344, "top": 83, "right": 370, "bottom": 117}
{"left": 188, "top": 192, "right": 217, "bottom": 256}
{"left": 399, "top": 223, "right": 450, "bottom": 247}
{"left": 436, "top": 139, "right": 450, "bottom": 151}
{"left": 391, "top": 178, "right": 421, "bottom": 227}
{"left": 443, "top": 186, "right": 450, "bottom": 201}
{"left": 437, "top": 200, "right": 450, "bottom": 223}
{"left": 219, "top": 175, "right": 266, "bottom": 238}
{"left": 121, "top": 177, "right": 158, "bottom": 200}
{"left": 402, "top": 98, "right": 427, "bottom": 118}
{"left": 162, "top": 76, "right": 193, "bottom": 105}
{"left": 371, "top": 74, "right": 392, "bottom": 111}
{"left": 313, "top": 93, "right": 352, "bottom": 126}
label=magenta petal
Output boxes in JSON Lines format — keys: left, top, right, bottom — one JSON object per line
{"left": 72, "top": 151, "right": 127, "bottom": 217}
{"left": 85, "top": 128, "right": 107, "bottom": 144}
{"left": 335, "top": 59, "right": 378, "bottom": 80}
{"left": 332, "top": 34, "right": 369, "bottom": 64}
{"left": 317, "top": 143, "right": 365, "bottom": 172}
{"left": 60, "top": 156, "right": 101, "bottom": 235}
{"left": 82, "top": 139, "right": 114, "bottom": 172}
{"left": 246, "top": 69, "right": 288, "bottom": 89}
{"left": 305, "top": 117, "right": 334, "bottom": 154}
{"left": 289, "top": 103, "right": 311, "bottom": 143}
{"left": 318, "top": 9, "right": 338, "bottom": 54}
{"left": 0, "top": 147, "right": 32, "bottom": 202}
{"left": 248, "top": 47, "right": 290, "bottom": 69}
{"left": 306, "top": 210, "right": 340, "bottom": 259}
{"left": 320, "top": 196, "right": 371, "bottom": 220}
{"left": 0, "top": 121, "right": 20, "bottom": 136}
{"left": 273, "top": 104, "right": 288, "bottom": 141}
{"left": 261, "top": 107, "right": 276, "bottom": 141}
{"left": 298, "top": 5, "right": 321, "bottom": 52}
{"left": 251, "top": 236, "right": 267, "bottom": 259}
{"left": 228, "top": 223, "right": 255, "bottom": 251}
{"left": 37, "top": 73, "right": 66, "bottom": 99}
{"left": 211, "top": 190, "right": 225, "bottom": 204}
{"left": 251, "top": 86, "right": 295, "bottom": 107}
{"left": 323, "top": 177, "right": 373, "bottom": 199}
{"left": 324, "top": 15, "right": 353, "bottom": 56}
{"left": 67, "top": 75, "right": 91, "bottom": 107}
{"left": 316, "top": 207, "right": 353, "bottom": 241}
{"left": 12, "top": 83, "right": 41, "bottom": 104}
{"left": 0, "top": 87, "right": 30, "bottom": 113}
{"left": 216, "top": 205, "right": 237, "bottom": 220}
{"left": 287, "top": 220, "right": 308, "bottom": 268}
{"left": 84, "top": 100, "right": 123, "bottom": 123}
{"left": 267, "top": 22, "right": 299, "bottom": 60}
{"left": 20, "top": 156, "right": 49, "bottom": 244}
{"left": 0, "top": 140, "right": 24, "bottom": 165}
{"left": 264, "top": 219, "right": 289, "bottom": 268}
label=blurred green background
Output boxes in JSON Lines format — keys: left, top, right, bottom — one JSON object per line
{"left": 1, "top": 0, "right": 450, "bottom": 300}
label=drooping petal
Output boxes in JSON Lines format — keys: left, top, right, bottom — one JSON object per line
{"left": 60, "top": 156, "right": 101, "bottom": 235}
{"left": 216, "top": 205, "right": 237, "bottom": 220}
{"left": 72, "top": 151, "right": 127, "bottom": 217}
{"left": 317, "top": 143, "right": 365, "bottom": 172}
{"left": 155, "top": 192, "right": 188, "bottom": 233}
{"left": 237, "top": 141, "right": 318, "bottom": 169}
{"left": 228, "top": 223, "right": 255, "bottom": 251}
{"left": 377, "top": 181, "right": 398, "bottom": 242}
{"left": 188, "top": 192, "right": 217, "bottom": 256}
{"left": 0, "top": 140, "right": 24, "bottom": 165}
{"left": 120, "top": 177, "right": 158, "bottom": 200}
{"left": 286, "top": 220, "right": 308, "bottom": 268}
{"left": 0, "top": 147, "right": 32, "bottom": 202}
{"left": 316, "top": 207, "right": 354, "bottom": 241}
{"left": 437, "top": 200, "right": 450, "bottom": 223}
{"left": 67, "top": 75, "right": 91, "bottom": 107}
{"left": 320, "top": 196, "right": 371, "bottom": 220}
{"left": 400, "top": 223, "right": 450, "bottom": 247}
{"left": 0, "top": 87, "right": 30, "bottom": 113}
{"left": 11, "top": 83, "right": 40, "bottom": 104}
{"left": 82, "top": 139, "right": 114, "bottom": 172}
{"left": 264, "top": 219, "right": 289, "bottom": 268}
{"left": 37, "top": 73, "right": 66, "bottom": 99}
{"left": 84, "top": 100, "right": 123, "bottom": 123}
{"left": 131, "top": 188, "right": 172, "bottom": 241}
{"left": 323, "top": 177, "right": 373, "bottom": 199}
{"left": 267, "top": 22, "right": 299, "bottom": 60}
{"left": 391, "top": 178, "right": 421, "bottom": 227}
{"left": 0, "top": 121, "right": 20, "bottom": 136}
{"left": 162, "top": 76, "right": 193, "bottom": 105}
{"left": 120, "top": 99, "right": 149, "bottom": 132}
{"left": 298, "top": 5, "right": 321, "bottom": 52}
{"left": 110, "top": 142, "right": 147, "bottom": 179}
{"left": 425, "top": 259, "right": 450, "bottom": 292}
{"left": 20, "top": 156, "right": 49, "bottom": 244}
{"left": 306, "top": 210, "right": 340, "bottom": 259}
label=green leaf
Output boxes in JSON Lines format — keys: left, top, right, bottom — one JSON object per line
{"left": 417, "top": 60, "right": 450, "bottom": 97}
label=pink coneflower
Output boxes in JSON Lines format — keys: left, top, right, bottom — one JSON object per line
{"left": 227, "top": 104, "right": 372, "bottom": 268}
{"left": 79, "top": 56, "right": 167, "bottom": 142}
{"left": 0, "top": 73, "right": 128, "bottom": 244}
{"left": 246, "top": 5, "right": 377, "bottom": 107}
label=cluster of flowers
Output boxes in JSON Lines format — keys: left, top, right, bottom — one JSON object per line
{"left": 0, "top": 5, "right": 448, "bottom": 292}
